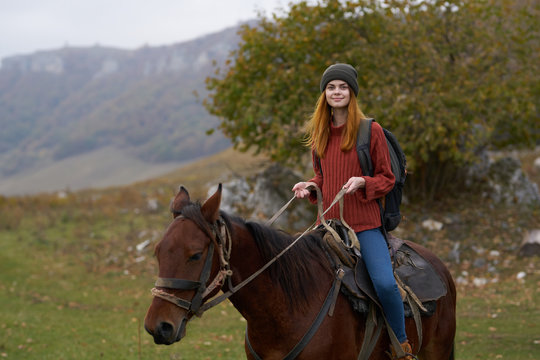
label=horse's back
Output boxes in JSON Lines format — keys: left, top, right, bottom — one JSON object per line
{"left": 403, "top": 240, "right": 456, "bottom": 360}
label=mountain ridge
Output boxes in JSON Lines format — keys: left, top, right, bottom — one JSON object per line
{"left": 0, "top": 22, "right": 251, "bottom": 195}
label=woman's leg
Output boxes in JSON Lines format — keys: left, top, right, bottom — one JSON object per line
{"left": 356, "top": 228, "right": 407, "bottom": 343}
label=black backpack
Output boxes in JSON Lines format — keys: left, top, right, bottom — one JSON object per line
{"left": 315, "top": 118, "right": 406, "bottom": 231}
{"left": 356, "top": 118, "right": 406, "bottom": 232}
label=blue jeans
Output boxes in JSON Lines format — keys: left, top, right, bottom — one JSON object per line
{"left": 356, "top": 228, "right": 407, "bottom": 343}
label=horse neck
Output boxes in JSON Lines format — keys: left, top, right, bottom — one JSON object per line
{"left": 224, "top": 221, "right": 332, "bottom": 332}
{"left": 225, "top": 223, "right": 288, "bottom": 317}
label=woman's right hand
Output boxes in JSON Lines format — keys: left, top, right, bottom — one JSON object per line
{"left": 292, "top": 181, "right": 315, "bottom": 199}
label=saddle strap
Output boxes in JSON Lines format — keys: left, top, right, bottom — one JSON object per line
{"left": 355, "top": 291, "right": 423, "bottom": 359}
{"left": 357, "top": 303, "right": 383, "bottom": 360}
{"left": 395, "top": 273, "right": 424, "bottom": 348}
{"left": 383, "top": 314, "right": 410, "bottom": 360}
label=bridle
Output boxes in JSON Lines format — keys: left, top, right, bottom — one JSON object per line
{"left": 150, "top": 216, "right": 233, "bottom": 318}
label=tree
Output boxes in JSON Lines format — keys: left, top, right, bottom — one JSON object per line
{"left": 205, "top": 0, "right": 539, "bottom": 199}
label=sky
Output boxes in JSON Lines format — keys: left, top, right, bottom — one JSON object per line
{"left": 0, "top": 0, "right": 292, "bottom": 62}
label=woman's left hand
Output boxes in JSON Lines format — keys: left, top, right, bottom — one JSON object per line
{"left": 342, "top": 177, "right": 366, "bottom": 194}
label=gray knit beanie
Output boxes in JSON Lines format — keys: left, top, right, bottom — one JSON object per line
{"left": 320, "top": 63, "right": 359, "bottom": 96}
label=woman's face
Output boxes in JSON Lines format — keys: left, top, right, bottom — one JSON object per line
{"left": 325, "top": 80, "right": 351, "bottom": 109}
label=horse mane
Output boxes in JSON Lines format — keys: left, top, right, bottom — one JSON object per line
{"left": 179, "top": 202, "right": 332, "bottom": 309}
{"left": 242, "top": 219, "right": 333, "bottom": 309}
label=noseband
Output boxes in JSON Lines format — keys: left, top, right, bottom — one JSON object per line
{"left": 151, "top": 216, "right": 233, "bottom": 317}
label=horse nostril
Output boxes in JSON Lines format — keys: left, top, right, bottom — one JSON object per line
{"left": 144, "top": 324, "right": 152, "bottom": 335}
{"left": 157, "top": 322, "right": 174, "bottom": 339}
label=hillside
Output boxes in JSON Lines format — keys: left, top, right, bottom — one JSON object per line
{"left": 0, "top": 146, "right": 200, "bottom": 195}
{"left": 0, "top": 23, "right": 251, "bottom": 195}
{"left": 0, "top": 148, "right": 538, "bottom": 359}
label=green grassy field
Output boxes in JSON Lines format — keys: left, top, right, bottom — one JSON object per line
{"left": 1, "top": 148, "right": 539, "bottom": 359}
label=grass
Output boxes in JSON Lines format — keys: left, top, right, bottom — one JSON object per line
{"left": 454, "top": 261, "right": 540, "bottom": 359}
{"left": 1, "top": 147, "right": 539, "bottom": 359}
{"left": 0, "top": 204, "right": 247, "bottom": 360}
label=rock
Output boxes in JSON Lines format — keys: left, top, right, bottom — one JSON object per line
{"left": 208, "top": 178, "right": 250, "bottom": 214}
{"left": 246, "top": 164, "right": 314, "bottom": 230}
{"left": 473, "top": 277, "right": 488, "bottom": 287}
{"left": 57, "top": 191, "right": 68, "bottom": 199}
{"left": 211, "top": 164, "right": 316, "bottom": 231}
{"left": 489, "top": 250, "right": 500, "bottom": 257}
{"left": 422, "top": 219, "right": 443, "bottom": 231}
{"left": 448, "top": 243, "right": 460, "bottom": 264}
{"left": 473, "top": 258, "right": 486, "bottom": 268}
{"left": 484, "top": 157, "right": 540, "bottom": 205}
{"left": 518, "top": 229, "right": 540, "bottom": 257}
{"left": 136, "top": 239, "right": 151, "bottom": 252}
{"left": 533, "top": 157, "right": 540, "bottom": 172}
{"left": 147, "top": 198, "right": 159, "bottom": 212}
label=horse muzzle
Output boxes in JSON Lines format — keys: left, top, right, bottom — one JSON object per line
{"left": 146, "top": 316, "right": 188, "bottom": 345}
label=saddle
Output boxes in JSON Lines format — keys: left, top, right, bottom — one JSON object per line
{"left": 320, "top": 220, "right": 447, "bottom": 318}
{"left": 307, "top": 186, "right": 435, "bottom": 358}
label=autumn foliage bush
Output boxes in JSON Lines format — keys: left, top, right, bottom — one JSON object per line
{"left": 205, "top": 0, "right": 539, "bottom": 200}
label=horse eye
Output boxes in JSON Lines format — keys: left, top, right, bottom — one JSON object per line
{"left": 188, "top": 252, "right": 203, "bottom": 262}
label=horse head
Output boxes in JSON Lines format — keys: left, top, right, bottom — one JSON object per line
{"left": 144, "top": 184, "right": 227, "bottom": 345}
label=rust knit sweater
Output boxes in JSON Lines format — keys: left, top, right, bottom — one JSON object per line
{"left": 308, "top": 121, "right": 395, "bottom": 232}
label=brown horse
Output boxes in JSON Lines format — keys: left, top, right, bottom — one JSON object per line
{"left": 144, "top": 185, "right": 456, "bottom": 359}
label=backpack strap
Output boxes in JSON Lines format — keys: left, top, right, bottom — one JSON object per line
{"left": 356, "top": 118, "right": 374, "bottom": 177}
{"left": 357, "top": 118, "right": 390, "bottom": 240}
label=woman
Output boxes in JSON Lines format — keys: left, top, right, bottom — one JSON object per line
{"left": 292, "top": 63, "right": 413, "bottom": 359}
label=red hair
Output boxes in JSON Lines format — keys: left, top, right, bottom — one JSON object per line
{"left": 304, "top": 92, "right": 367, "bottom": 158}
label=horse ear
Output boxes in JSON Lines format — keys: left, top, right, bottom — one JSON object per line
{"left": 201, "top": 184, "right": 222, "bottom": 223}
{"left": 170, "top": 185, "right": 190, "bottom": 218}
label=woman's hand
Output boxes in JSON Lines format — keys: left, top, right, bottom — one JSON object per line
{"left": 342, "top": 177, "right": 366, "bottom": 194}
{"left": 292, "top": 181, "right": 316, "bottom": 199}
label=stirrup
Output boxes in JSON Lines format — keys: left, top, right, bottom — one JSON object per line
{"left": 387, "top": 340, "right": 418, "bottom": 360}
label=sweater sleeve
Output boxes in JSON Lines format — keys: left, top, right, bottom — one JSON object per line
{"left": 307, "top": 149, "right": 323, "bottom": 204}
{"left": 362, "top": 122, "right": 395, "bottom": 200}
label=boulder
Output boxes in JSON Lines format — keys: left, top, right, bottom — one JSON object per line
{"left": 209, "top": 164, "right": 316, "bottom": 231}
{"left": 483, "top": 157, "right": 540, "bottom": 206}
{"left": 421, "top": 219, "right": 444, "bottom": 231}
{"left": 518, "top": 229, "right": 540, "bottom": 257}
{"left": 533, "top": 157, "right": 540, "bottom": 172}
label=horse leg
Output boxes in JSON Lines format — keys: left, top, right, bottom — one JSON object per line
{"left": 415, "top": 298, "right": 456, "bottom": 360}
